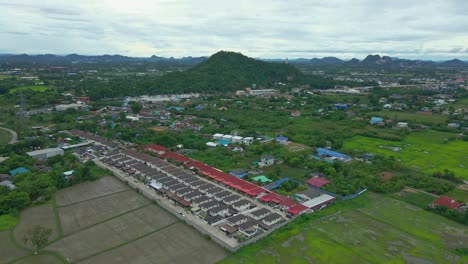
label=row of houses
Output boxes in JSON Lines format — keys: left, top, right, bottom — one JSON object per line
{"left": 212, "top": 134, "right": 254, "bottom": 145}
{"left": 98, "top": 148, "right": 286, "bottom": 240}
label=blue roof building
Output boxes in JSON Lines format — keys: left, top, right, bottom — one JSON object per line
{"left": 9, "top": 167, "right": 30, "bottom": 177}
{"left": 264, "top": 178, "right": 290, "bottom": 190}
{"left": 317, "top": 148, "right": 351, "bottom": 162}
{"left": 275, "top": 135, "right": 288, "bottom": 144}
{"left": 229, "top": 168, "right": 249, "bottom": 179}
{"left": 334, "top": 104, "right": 349, "bottom": 110}
{"left": 370, "top": 117, "right": 384, "bottom": 124}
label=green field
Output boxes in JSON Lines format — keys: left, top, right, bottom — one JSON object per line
{"left": 0, "top": 75, "right": 14, "bottom": 80}
{"left": 9, "top": 85, "right": 49, "bottom": 94}
{"left": 0, "top": 214, "right": 19, "bottom": 231}
{"left": 447, "top": 188, "right": 468, "bottom": 203}
{"left": 371, "top": 111, "right": 448, "bottom": 125}
{"left": 342, "top": 131, "right": 468, "bottom": 178}
{"left": 221, "top": 193, "right": 468, "bottom": 264}
{"left": 0, "top": 128, "right": 12, "bottom": 145}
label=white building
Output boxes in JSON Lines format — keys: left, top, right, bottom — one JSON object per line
{"left": 222, "top": 135, "right": 233, "bottom": 142}
{"left": 213, "top": 133, "right": 224, "bottom": 140}
{"left": 27, "top": 148, "right": 64, "bottom": 160}
{"left": 243, "top": 137, "right": 254, "bottom": 145}
{"left": 231, "top": 136, "right": 243, "bottom": 144}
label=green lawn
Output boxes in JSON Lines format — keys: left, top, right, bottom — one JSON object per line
{"left": 447, "top": 188, "right": 468, "bottom": 203}
{"left": 392, "top": 191, "right": 436, "bottom": 208}
{"left": 371, "top": 111, "right": 448, "bottom": 125}
{"left": 0, "top": 75, "right": 14, "bottom": 80}
{"left": 342, "top": 131, "right": 468, "bottom": 178}
{"left": 0, "top": 128, "right": 12, "bottom": 145}
{"left": 9, "top": 85, "right": 49, "bottom": 94}
{"left": 221, "top": 193, "right": 468, "bottom": 264}
{"left": 0, "top": 214, "right": 19, "bottom": 231}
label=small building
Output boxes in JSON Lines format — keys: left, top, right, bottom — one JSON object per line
{"left": 305, "top": 177, "right": 331, "bottom": 189}
{"left": 231, "top": 199, "right": 253, "bottom": 212}
{"left": 287, "top": 204, "right": 308, "bottom": 215}
{"left": 370, "top": 117, "right": 384, "bottom": 125}
{"left": 226, "top": 214, "right": 251, "bottom": 226}
{"left": 0, "top": 180, "right": 16, "bottom": 190}
{"left": 396, "top": 122, "right": 408, "bottom": 129}
{"left": 261, "top": 212, "right": 283, "bottom": 226}
{"left": 63, "top": 170, "right": 75, "bottom": 181}
{"left": 27, "top": 148, "right": 64, "bottom": 160}
{"left": 238, "top": 220, "right": 259, "bottom": 238}
{"left": 9, "top": 167, "right": 30, "bottom": 177}
{"left": 259, "top": 154, "right": 275, "bottom": 167}
{"left": 142, "top": 144, "right": 167, "bottom": 155}
{"left": 250, "top": 208, "right": 271, "bottom": 220}
{"left": 213, "top": 133, "right": 224, "bottom": 140}
{"left": 316, "top": 148, "right": 351, "bottom": 162}
{"left": 430, "top": 196, "right": 461, "bottom": 209}
{"left": 243, "top": 137, "right": 254, "bottom": 145}
{"left": 447, "top": 123, "right": 460, "bottom": 129}
{"left": 302, "top": 194, "right": 335, "bottom": 210}
{"left": 334, "top": 103, "right": 349, "bottom": 110}
{"left": 231, "top": 136, "right": 243, "bottom": 144}
{"left": 251, "top": 175, "right": 272, "bottom": 184}
{"left": 275, "top": 135, "right": 288, "bottom": 144}
{"left": 229, "top": 168, "right": 249, "bottom": 179}
{"left": 206, "top": 142, "right": 218, "bottom": 147}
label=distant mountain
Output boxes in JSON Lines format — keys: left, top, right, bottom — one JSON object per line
{"left": 310, "top": 57, "right": 344, "bottom": 65}
{"left": 0, "top": 53, "right": 207, "bottom": 65}
{"left": 289, "top": 54, "right": 467, "bottom": 68}
{"left": 440, "top": 59, "right": 467, "bottom": 67}
{"left": 152, "top": 51, "right": 303, "bottom": 92}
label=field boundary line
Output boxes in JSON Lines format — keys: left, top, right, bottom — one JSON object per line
{"left": 52, "top": 196, "right": 64, "bottom": 239}
{"left": 354, "top": 208, "right": 443, "bottom": 246}
{"left": 56, "top": 189, "right": 131, "bottom": 208}
{"left": 76, "top": 220, "right": 181, "bottom": 262}
{"left": 60, "top": 202, "right": 153, "bottom": 238}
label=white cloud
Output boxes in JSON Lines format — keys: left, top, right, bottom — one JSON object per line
{"left": 0, "top": 0, "right": 467, "bottom": 60}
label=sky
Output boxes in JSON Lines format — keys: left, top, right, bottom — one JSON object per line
{"left": 1, "top": 0, "right": 468, "bottom": 60}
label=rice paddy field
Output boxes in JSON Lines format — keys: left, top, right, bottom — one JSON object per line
{"left": 342, "top": 131, "right": 468, "bottom": 179}
{"left": 8, "top": 85, "right": 49, "bottom": 94}
{"left": 221, "top": 193, "right": 468, "bottom": 264}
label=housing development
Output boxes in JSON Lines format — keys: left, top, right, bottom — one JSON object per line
{"left": 1, "top": 4, "right": 468, "bottom": 261}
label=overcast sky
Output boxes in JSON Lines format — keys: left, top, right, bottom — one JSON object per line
{"left": 1, "top": 0, "right": 467, "bottom": 60}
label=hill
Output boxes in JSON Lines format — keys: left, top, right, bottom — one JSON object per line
{"left": 153, "top": 51, "right": 303, "bottom": 92}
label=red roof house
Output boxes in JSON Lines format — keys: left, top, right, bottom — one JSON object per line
{"left": 287, "top": 204, "right": 308, "bottom": 215}
{"left": 143, "top": 144, "right": 167, "bottom": 155}
{"left": 306, "top": 177, "right": 331, "bottom": 188}
{"left": 431, "top": 196, "right": 461, "bottom": 209}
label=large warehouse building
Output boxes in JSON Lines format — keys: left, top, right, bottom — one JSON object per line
{"left": 27, "top": 148, "right": 64, "bottom": 160}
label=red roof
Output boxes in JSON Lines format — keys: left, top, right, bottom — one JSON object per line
{"left": 178, "top": 198, "right": 191, "bottom": 207}
{"left": 432, "top": 196, "right": 461, "bottom": 209}
{"left": 305, "top": 177, "right": 331, "bottom": 188}
{"left": 287, "top": 204, "right": 308, "bottom": 215}
{"left": 279, "top": 199, "right": 296, "bottom": 208}
{"left": 161, "top": 152, "right": 190, "bottom": 163}
{"left": 143, "top": 144, "right": 167, "bottom": 153}
{"left": 259, "top": 192, "right": 289, "bottom": 204}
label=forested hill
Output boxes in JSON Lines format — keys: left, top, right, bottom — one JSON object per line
{"left": 152, "top": 51, "right": 302, "bottom": 92}
{"left": 78, "top": 51, "right": 374, "bottom": 99}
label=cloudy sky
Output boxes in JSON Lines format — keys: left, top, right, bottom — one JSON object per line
{"left": 1, "top": 0, "right": 467, "bottom": 60}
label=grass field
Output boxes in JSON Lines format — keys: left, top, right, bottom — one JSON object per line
{"left": 447, "top": 187, "right": 468, "bottom": 203}
{"left": 221, "top": 193, "right": 468, "bottom": 264}
{"left": 0, "top": 214, "right": 19, "bottom": 232}
{"left": 8, "top": 85, "right": 49, "bottom": 94}
{"left": 371, "top": 111, "right": 448, "bottom": 125}
{"left": 0, "top": 75, "right": 13, "bottom": 80}
{"left": 0, "top": 176, "right": 227, "bottom": 264}
{"left": 342, "top": 131, "right": 468, "bottom": 178}
{"left": 0, "top": 129, "right": 12, "bottom": 145}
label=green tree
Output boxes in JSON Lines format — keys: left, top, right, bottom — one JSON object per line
{"left": 130, "top": 102, "right": 142, "bottom": 114}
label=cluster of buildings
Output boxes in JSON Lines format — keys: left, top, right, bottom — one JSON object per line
{"left": 68, "top": 130, "right": 340, "bottom": 244}
{"left": 211, "top": 133, "right": 254, "bottom": 146}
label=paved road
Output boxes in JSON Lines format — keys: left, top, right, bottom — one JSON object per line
{"left": 0, "top": 127, "right": 17, "bottom": 144}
